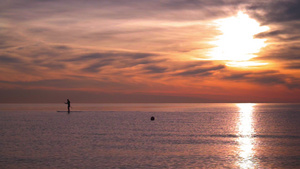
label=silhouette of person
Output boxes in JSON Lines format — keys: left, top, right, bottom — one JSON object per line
{"left": 65, "top": 99, "right": 71, "bottom": 113}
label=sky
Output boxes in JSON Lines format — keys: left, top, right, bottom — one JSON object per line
{"left": 0, "top": 0, "right": 300, "bottom": 103}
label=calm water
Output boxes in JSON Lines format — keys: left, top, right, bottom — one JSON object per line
{"left": 0, "top": 103, "right": 299, "bottom": 168}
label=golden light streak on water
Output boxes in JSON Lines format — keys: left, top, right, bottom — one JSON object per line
{"left": 236, "top": 103, "right": 256, "bottom": 169}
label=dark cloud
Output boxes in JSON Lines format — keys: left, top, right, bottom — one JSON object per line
{"left": 223, "top": 70, "right": 300, "bottom": 89}
{"left": 53, "top": 45, "right": 72, "bottom": 50}
{"left": 0, "top": 55, "right": 23, "bottom": 63}
{"left": 81, "top": 61, "right": 112, "bottom": 73}
{"left": 255, "top": 30, "right": 286, "bottom": 38}
{"left": 247, "top": 0, "right": 300, "bottom": 63}
{"left": 83, "top": 0, "right": 243, "bottom": 21}
{"left": 62, "top": 51, "right": 163, "bottom": 73}
{"left": 175, "top": 65, "right": 225, "bottom": 76}
{"left": 143, "top": 65, "right": 167, "bottom": 74}
{"left": 129, "top": 53, "right": 156, "bottom": 59}
{"left": 0, "top": 28, "right": 26, "bottom": 50}
{"left": 258, "top": 44, "right": 300, "bottom": 61}
{"left": 247, "top": 0, "right": 300, "bottom": 24}
{"left": 223, "top": 72, "right": 251, "bottom": 80}
{"left": 65, "top": 52, "right": 157, "bottom": 62}
{"left": 255, "top": 28, "right": 300, "bottom": 42}
{"left": 27, "top": 27, "right": 52, "bottom": 34}
{"left": 65, "top": 53, "right": 107, "bottom": 62}
{"left": 0, "top": 0, "right": 246, "bottom": 23}
{"left": 283, "top": 62, "right": 300, "bottom": 69}
{"left": 176, "top": 61, "right": 214, "bottom": 70}
{"left": 0, "top": 36, "right": 14, "bottom": 49}
{"left": 39, "top": 62, "right": 66, "bottom": 69}
{"left": 0, "top": 44, "right": 71, "bottom": 74}
{"left": 249, "top": 74, "right": 286, "bottom": 85}
{"left": 161, "top": 0, "right": 245, "bottom": 10}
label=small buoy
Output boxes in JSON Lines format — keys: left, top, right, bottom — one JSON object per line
{"left": 151, "top": 116, "right": 155, "bottom": 121}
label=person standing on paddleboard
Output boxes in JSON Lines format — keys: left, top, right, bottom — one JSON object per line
{"left": 65, "top": 99, "right": 71, "bottom": 113}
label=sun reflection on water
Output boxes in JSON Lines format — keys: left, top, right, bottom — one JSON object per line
{"left": 236, "top": 103, "right": 256, "bottom": 169}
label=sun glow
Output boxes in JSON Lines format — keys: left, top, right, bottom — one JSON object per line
{"left": 209, "top": 12, "right": 269, "bottom": 67}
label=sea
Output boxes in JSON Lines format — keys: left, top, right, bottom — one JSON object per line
{"left": 0, "top": 103, "right": 299, "bottom": 169}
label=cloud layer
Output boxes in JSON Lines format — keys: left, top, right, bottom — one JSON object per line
{"left": 0, "top": 0, "right": 299, "bottom": 102}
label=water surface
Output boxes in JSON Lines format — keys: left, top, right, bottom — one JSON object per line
{"left": 0, "top": 103, "right": 299, "bottom": 168}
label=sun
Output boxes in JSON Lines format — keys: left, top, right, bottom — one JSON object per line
{"left": 209, "top": 12, "right": 269, "bottom": 67}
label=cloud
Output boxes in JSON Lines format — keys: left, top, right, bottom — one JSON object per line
{"left": 143, "top": 65, "right": 167, "bottom": 74}
{"left": 0, "top": 27, "right": 27, "bottom": 50}
{"left": 0, "top": 55, "right": 23, "bottom": 63}
{"left": 0, "top": 0, "right": 244, "bottom": 23}
{"left": 257, "top": 44, "right": 300, "bottom": 61}
{"left": 64, "top": 53, "right": 108, "bottom": 62}
{"left": 39, "top": 62, "right": 66, "bottom": 70}
{"left": 255, "top": 30, "right": 287, "bottom": 39}
{"left": 66, "top": 52, "right": 156, "bottom": 62}
{"left": 0, "top": 0, "right": 230, "bottom": 55}
{"left": 1, "top": 0, "right": 300, "bottom": 102}
{"left": 247, "top": 0, "right": 300, "bottom": 24}
{"left": 223, "top": 70, "right": 300, "bottom": 89}
{"left": 255, "top": 27, "right": 300, "bottom": 42}
{"left": 246, "top": 0, "right": 300, "bottom": 64}
{"left": 81, "top": 61, "right": 112, "bottom": 73}
{"left": 63, "top": 51, "right": 162, "bottom": 73}
{"left": 175, "top": 64, "right": 225, "bottom": 76}
{"left": 283, "top": 62, "right": 300, "bottom": 69}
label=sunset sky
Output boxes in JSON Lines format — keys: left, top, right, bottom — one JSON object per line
{"left": 0, "top": 0, "right": 299, "bottom": 103}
